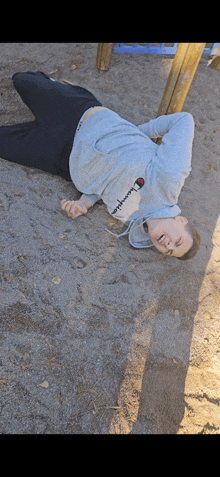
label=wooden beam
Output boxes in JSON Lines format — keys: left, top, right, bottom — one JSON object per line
{"left": 157, "top": 43, "right": 206, "bottom": 117}
{"left": 209, "top": 43, "right": 220, "bottom": 70}
{"left": 166, "top": 43, "right": 206, "bottom": 114}
{"left": 156, "top": 43, "right": 189, "bottom": 117}
{"left": 210, "top": 56, "right": 220, "bottom": 71}
{"left": 156, "top": 43, "right": 206, "bottom": 144}
{"left": 96, "top": 43, "right": 115, "bottom": 71}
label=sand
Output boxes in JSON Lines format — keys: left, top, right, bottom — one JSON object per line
{"left": 0, "top": 43, "right": 220, "bottom": 434}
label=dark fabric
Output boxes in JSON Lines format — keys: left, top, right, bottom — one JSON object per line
{"left": 0, "top": 71, "right": 102, "bottom": 181}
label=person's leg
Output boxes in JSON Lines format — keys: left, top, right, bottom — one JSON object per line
{"left": 12, "top": 71, "right": 102, "bottom": 127}
{"left": 0, "top": 72, "right": 102, "bottom": 180}
{"left": 0, "top": 72, "right": 57, "bottom": 169}
{"left": 0, "top": 119, "right": 65, "bottom": 175}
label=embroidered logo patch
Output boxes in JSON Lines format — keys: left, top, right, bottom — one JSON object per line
{"left": 135, "top": 178, "right": 145, "bottom": 188}
{"left": 111, "top": 178, "right": 145, "bottom": 215}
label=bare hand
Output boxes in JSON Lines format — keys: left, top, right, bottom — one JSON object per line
{"left": 60, "top": 199, "right": 88, "bottom": 218}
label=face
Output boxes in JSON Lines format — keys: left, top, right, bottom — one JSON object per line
{"left": 146, "top": 216, "right": 193, "bottom": 258}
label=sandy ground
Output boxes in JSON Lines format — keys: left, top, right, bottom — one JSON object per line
{"left": 0, "top": 43, "right": 220, "bottom": 434}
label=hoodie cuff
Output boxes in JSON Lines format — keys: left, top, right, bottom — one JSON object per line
{"left": 81, "top": 193, "right": 100, "bottom": 206}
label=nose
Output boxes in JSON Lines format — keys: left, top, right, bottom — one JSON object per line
{"left": 165, "top": 238, "right": 173, "bottom": 250}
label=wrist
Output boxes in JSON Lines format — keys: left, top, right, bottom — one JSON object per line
{"left": 79, "top": 196, "right": 93, "bottom": 210}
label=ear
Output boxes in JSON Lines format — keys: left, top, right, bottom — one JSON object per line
{"left": 174, "top": 215, "right": 188, "bottom": 225}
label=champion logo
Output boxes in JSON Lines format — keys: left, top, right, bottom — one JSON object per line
{"left": 135, "top": 178, "right": 144, "bottom": 188}
{"left": 111, "top": 178, "right": 145, "bottom": 215}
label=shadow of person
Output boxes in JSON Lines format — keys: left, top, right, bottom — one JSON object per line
{"left": 132, "top": 355, "right": 188, "bottom": 434}
{"left": 129, "top": 247, "right": 215, "bottom": 434}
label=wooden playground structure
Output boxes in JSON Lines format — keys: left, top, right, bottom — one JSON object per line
{"left": 96, "top": 43, "right": 220, "bottom": 144}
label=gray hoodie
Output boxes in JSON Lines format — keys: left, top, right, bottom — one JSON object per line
{"left": 69, "top": 109, "right": 194, "bottom": 248}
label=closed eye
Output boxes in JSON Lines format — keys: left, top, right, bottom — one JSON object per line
{"left": 166, "top": 238, "right": 182, "bottom": 255}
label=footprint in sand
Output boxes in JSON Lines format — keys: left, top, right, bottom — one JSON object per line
{"left": 205, "top": 111, "right": 218, "bottom": 121}
{"left": 198, "top": 115, "right": 208, "bottom": 124}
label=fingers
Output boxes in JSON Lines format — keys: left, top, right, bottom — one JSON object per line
{"left": 60, "top": 199, "right": 84, "bottom": 218}
{"left": 61, "top": 199, "right": 71, "bottom": 212}
{"left": 61, "top": 199, "right": 77, "bottom": 217}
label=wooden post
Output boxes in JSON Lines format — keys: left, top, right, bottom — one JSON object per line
{"left": 156, "top": 43, "right": 206, "bottom": 144}
{"left": 156, "top": 43, "right": 190, "bottom": 117}
{"left": 209, "top": 43, "right": 220, "bottom": 70}
{"left": 157, "top": 43, "right": 206, "bottom": 116}
{"left": 210, "top": 56, "right": 220, "bottom": 71}
{"left": 96, "top": 43, "right": 115, "bottom": 71}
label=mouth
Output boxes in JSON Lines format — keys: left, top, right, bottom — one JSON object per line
{"left": 157, "top": 233, "right": 166, "bottom": 245}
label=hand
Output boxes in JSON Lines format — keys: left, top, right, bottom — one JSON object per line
{"left": 60, "top": 199, "right": 88, "bottom": 218}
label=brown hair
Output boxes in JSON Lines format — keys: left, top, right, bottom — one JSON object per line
{"left": 176, "top": 222, "right": 201, "bottom": 261}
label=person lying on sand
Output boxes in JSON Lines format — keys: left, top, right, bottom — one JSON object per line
{"left": 0, "top": 71, "right": 200, "bottom": 260}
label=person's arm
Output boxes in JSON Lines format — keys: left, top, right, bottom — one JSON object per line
{"left": 80, "top": 193, "right": 100, "bottom": 207}
{"left": 140, "top": 112, "right": 194, "bottom": 179}
{"left": 138, "top": 112, "right": 193, "bottom": 139}
{"left": 60, "top": 193, "right": 100, "bottom": 219}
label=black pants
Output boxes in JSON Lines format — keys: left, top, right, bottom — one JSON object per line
{"left": 0, "top": 71, "right": 102, "bottom": 181}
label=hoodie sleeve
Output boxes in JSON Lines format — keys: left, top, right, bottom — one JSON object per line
{"left": 141, "top": 111, "right": 194, "bottom": 179}
{"left": 138, "top": 112, "right": 194, "bottom": 139}
{"left": 81, "top": 193, "right": 101, "bottom": 206}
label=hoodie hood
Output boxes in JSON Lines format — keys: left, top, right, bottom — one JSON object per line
{"left": 105, "top": 216, "right": 154, "bottom": 248}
